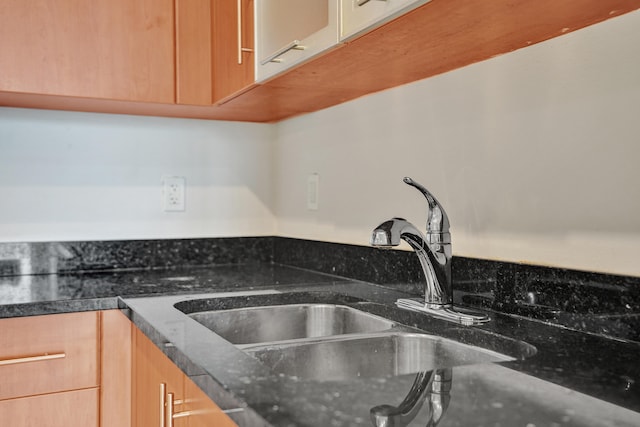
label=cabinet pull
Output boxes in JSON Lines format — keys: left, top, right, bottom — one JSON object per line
{"left": 167, "top": 392, "right": 174, "bottom": 427}
{"left": 237, "top": 0, "right": 253, "bottom": 64}
{"left": 160, "top": 383, "right": 167, "bottom": 427}
{"left": 261, "top": 40, "right": 306, "bottom": 65}
{"left": 356, "top": 0, "right": 388, "bottom": 6}
{"left": 166, "top": 392, "right": 198, "bottom": 426}
{"left": 0, "top": 352, "right": 65, "bottom": 366}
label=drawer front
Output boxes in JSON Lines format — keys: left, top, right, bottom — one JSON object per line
{"left": 0, "top": 387, "right": 99, "bottom": 427}
{"left": 0, "top": 312, "right": 99, "bottom": 400}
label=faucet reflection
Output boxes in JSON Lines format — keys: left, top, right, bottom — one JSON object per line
{"left": 371, "top": 177, "right": 489, "bottom": 325}
{"left": 370, "top": 368, "right": 452, "bottom": 427}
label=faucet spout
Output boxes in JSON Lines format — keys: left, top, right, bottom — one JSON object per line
{"left": 370, "top": 369, "right": 452, "bottom": 427}
{"left": 370, "top": 177, "right": 489, "bottom": 325}
{"left": 371, "top": 217, "right": 452, "bottom": 307}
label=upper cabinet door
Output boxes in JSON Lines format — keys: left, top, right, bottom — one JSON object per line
{"left": 213, "top": 0, "right": 255, "bottom": 103}
{"left": 340, "top": 0, "right": 431, "bottom": 41}
{"left": 0, "top": 0, "right": 175, "bottom": 103}
{"left": 255, "top": 0, "right": 339, "bottom": 82}
{"left": 176, "top": 0, "right": 213, "bottom": 106}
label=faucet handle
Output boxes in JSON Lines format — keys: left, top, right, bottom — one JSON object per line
{"left": 403, "top": 177, "right": 450, "bottom": 234}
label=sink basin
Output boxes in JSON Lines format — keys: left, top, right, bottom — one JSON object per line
{"left": 244, "top": 332, "right": 513, "bottom": 381}
{"left": 187, "top": 303, "right": 396, "bottom": 345}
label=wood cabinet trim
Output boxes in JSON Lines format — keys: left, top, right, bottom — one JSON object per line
{"left": 1, "top": 0, "right": 638, "bottom": 122}
{"left": 100, "top": 310, "right": 132, "bottom": 427}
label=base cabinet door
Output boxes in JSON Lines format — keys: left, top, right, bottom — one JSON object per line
{"left": 184, "top": 378, "right": 238, "bottom": 427}
{"left": 133, "top": 328, "right": 186, "bottom": 427}
{"left": 132, "top": 326, "right": 238, "bottom": 427}
{"left": 0, "top": 388, "right": 99, "bottom": 427}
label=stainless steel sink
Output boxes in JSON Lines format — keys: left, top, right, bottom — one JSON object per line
{"left": 244, "top": 332, "right": 513, "bottom": 381}
{"left": 188, "top": 303, "right": 396, "bottom": 345}
{"left": 179, "top": 295, "right": 533, "bottom": 383}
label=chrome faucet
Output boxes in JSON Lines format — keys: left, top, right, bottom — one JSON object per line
{"left": 371, "top": 177, "right": 489, "bottom": 325}
{"left": 370, "top": 368, "right": 452, "bottom": 427}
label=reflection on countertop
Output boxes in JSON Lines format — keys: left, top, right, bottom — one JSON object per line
{"left": 124, "top": 287, "right": 640, "bottom": 427}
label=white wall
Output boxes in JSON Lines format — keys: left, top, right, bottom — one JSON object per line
{"left": 0, "top": 108, "right": 276, "bottom": 241}
{"left": 2, "top": 11, "right": 639, "bottom": 277}
{"left": 274, "top": 10, "right": 640, "bottom": 277}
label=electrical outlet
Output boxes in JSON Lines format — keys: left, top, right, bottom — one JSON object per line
{"left": 163, "top": 176, "right": 186, "bottom": 212}
{"left": 307, "top": 173, "right": 319, "bottom": 210}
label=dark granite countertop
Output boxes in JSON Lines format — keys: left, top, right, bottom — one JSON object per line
{"left": 2, "top": 262, "right": 640, "bottom": 426}
{"left": 0, "top": 263, "right": 350, "bottom": 318}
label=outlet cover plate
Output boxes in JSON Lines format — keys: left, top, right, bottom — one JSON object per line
{"left": 163, "top": 176, "right": 186, "bottom": 212}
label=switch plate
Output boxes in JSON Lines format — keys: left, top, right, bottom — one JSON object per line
{"left": 307, "top": 173, "right": 319, "bottom": 210}
{"left": 163, "top": 176, "right": 186, "bottom": 212}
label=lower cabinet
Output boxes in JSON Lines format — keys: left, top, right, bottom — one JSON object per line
{"left": 132, "top": 326, "right": 237, "bottom": 427}
{"left": 0, "top": 310, "right": 236, "bottom": 427}
{"left": 0, "top": 311, "right": 100, "bottom": 427}
{"left": 0, "top": 388, "right": 99, "bottom": 427}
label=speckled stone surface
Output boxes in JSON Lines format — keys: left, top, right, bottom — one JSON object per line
{"left": 123, "top": 286, "right": 640, "bottom": 427}
{"left": 1, "top": 236, "right": 640, "bottom": 426}
{"left": 0, "top": 237, "right": 274, "bottom": 275}
{"left": 0, "top": 263, "right": 348, "bottom": 318}
{"left": 274, "top": 237, "right": 640, "bottom": 342}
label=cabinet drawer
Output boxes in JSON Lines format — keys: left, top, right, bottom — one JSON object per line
{"left": 0, "top": 388, "right": 99, "bottom": 427}
{"left": 0, "top": 312, "right": 99, "bottom": 400}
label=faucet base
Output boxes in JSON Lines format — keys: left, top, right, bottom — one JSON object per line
{"left": 396, "top": 298, "right": 490, "bottom": 326}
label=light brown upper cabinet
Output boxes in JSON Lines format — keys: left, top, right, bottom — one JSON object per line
{"left": 213, "top": 0, "right": 256, "bottom": 103}
{"left": 0, "top": 0, "right": 638, "bottom": 122}
{"left": 0, "top": 0, "right": 175, "bottom": 103}
{"left": 175, "top": 0, "right": 214, "bottom": 105}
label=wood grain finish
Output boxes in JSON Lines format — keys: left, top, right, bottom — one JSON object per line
{"left": 227, "top": 0, "right": 640, "bottom": 122}
{"left": 213, "top": 0, "right": 256, "bottom": 103}
{"left": 0, "top": 388, "right": 99, "bottom": 427}
{"left": 132, "top": 327, "right": 186, "bottom": 427}
{"left": 1, "top": 0, "right": 638, "bottom": 121}
{"left": 184, "top": 378, "right": 238, "bottom": 427}
{"left": 0, "top": 312, "right": 99, "bottom": 401}
{"left": 100, "top": 310, "right": 132, "bottom": 427}
{"left": 176, "top": 0, "right": 213, "bottom": 105}
{"left": 131, "top": 325, "right": 238, "bottom": 427}
{"left": 0, "top": 0, "right": 175, "bottom": 103}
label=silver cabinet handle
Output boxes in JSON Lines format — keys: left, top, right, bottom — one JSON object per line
{"left": 237, "top": 0, "right": 253, "bottom": 64}
{"left": 356, "top": 0, "right": 388, "bottom": 6}
{"left": 261, "top": 40, "right": 306, "bottom": 65}
{"left": 0, "top": 352, "right": 65, "bottom": 366}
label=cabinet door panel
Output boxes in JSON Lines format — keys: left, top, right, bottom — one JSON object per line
{"left": 0, "top": 0, "right": 175, "bottom": 102}
{"left": 0, "top": 312, "right": 98, "bottom": 401}
{"left": 133, "top": 327, "right": 186, "bottom": 427}
{"left": 0, "top": 388, "right": 99, "bottom": 427}
{"left": 176, "top": 0, "right": 213, "bottom": 105}
{"left": 213, "top": 0, "right": 255, "bottom": 103}
{"left": 255, "top": 0, "right": 338, "bottom": 82}
{"left": 185, "top": 378, "right": 237, "bottom": 427}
